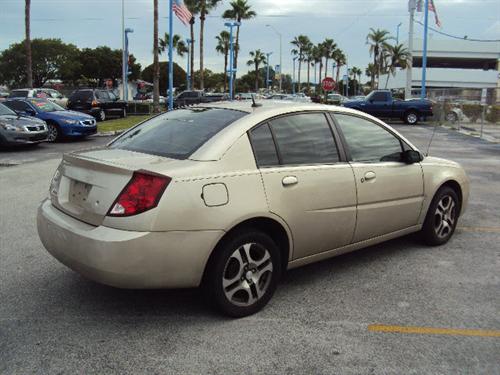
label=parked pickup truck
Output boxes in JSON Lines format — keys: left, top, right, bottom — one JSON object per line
{"left": 343, "top": 90, "right": 433, "bottom": 124}
{"left": 173, "top": 91, "right": 228, "bottom": 108}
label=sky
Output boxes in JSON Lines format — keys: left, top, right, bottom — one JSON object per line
{"left": 1, "top": 0, "right": 499, "bottom": 81}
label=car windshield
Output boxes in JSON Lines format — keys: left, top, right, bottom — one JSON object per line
{"left": 0, "top": 103, "right": 16, "bottom": 116}
{"left": 28, "top": 99, "right": 65, "bottom": 112}
{"left": 110, "top": 107, "right": 247, "bottom": 159}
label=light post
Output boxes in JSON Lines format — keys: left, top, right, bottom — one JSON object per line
{"left": 123, "top": 28, "right": 134, "bottom": 101}
{"left": 266, "top": 24, "right": 282, "bottom": 92}
{"left": 186, "top": 38, "right": 192, "bottom": 90}
{"left": 292, "top": 56, "right": 297, "bottom": 95}
{"left": 396, "top": 22, "right": 403, "bottom": 44}
{"left": 225, "top": 21, "right": 241, "bottom": 100}
{"left": 421, "top": 0, "right": 430, "bottom": 99}
{"left": 121, "top": 0, "right": 125, "bottom": 100}
{"left": 266, "top": 52, "right": 273, "bottom": 92}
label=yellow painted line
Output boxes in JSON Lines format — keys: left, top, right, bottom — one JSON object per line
{"left": 368, "top": 324, "right": 500, "bottom": 337}
{"left": 457, "top": 226, "right": 500, "bottom": 233}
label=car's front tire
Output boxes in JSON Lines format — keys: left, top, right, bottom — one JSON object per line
{"left": 46, "top": 122, "right": 60, "bottom": 142}
{"left": 204, "top": 230, "right": 281, "bottom": 317}
{"left": 421, "top": 186, "right": 460, "bottom": 246}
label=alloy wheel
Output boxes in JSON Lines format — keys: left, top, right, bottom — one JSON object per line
{"left": 222, "top": 242, "right": 273, "bottom": 307}
{"left": 47, "top": 124, "right": 58, "bottom": 142}
{"left": 434, "top": 194, "right": 456, "bottom": 239}
{"left": 99, "top": 110, "right": 106, "bottom": 121}
{"left": 407, "top": 112, "right": 418, "bottom": 124}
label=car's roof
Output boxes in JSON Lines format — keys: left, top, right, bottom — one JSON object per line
{"left": 191, "top": 101, "right": 420, "bottom": 161}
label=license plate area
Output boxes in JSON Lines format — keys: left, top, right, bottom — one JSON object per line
{"left": 69, "top": 179, "right": 92, "bottom": 206}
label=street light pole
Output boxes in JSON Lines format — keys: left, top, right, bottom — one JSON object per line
{"left": 124, "top": 28, "right": 133, "bottom": 101}
{"left": 405, "top": 0, "right": 416, "bottom": 99}
{"left": 266, "top": 25, "right": 282, "bottom": 92}
{"left": 266, "top": 52, "right": 273, "bottom": 92}
{"left": 225, "top": 21, "right": 240, "bottom": 100}
{"left": 396, "top": 22, "right": 402, "bottom": 44}
{"left": 186, "top": 38, "right": 192, "bottom": 90}
{"left": 121, "top": 0, "right": 125, "bottom": 99}
{"left": 421, "top": 0, "right": 430, "bottom": 99}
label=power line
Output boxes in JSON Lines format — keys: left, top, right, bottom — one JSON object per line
{"left": 415, "top": 20, "right": 500, "bottom": 42}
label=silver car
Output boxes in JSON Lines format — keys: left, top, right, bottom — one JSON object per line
{"left": 37, "top": 102, "right": 469, "bottom": 317}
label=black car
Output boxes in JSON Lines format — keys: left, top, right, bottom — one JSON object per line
{"left": 67, "top": 89, "right": 127, "bottom": 121}
{"left": 173, "top": 90, "right": 227, "bottom": 108}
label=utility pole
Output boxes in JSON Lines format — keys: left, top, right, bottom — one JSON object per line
{"left": 405, "top": 0, "right": 416, "bottom": 99}
{"left": 186, "top": 38, "right": 192, "bottom": 90}
{"left": 396, "top": 22, "right": 402, "bottom": 44}
{"left": 265, "top": 25, "right": 282, "bottom": 92}
{"left": 420, "top": 0, "right": 430, "bottom": 99}
{"left": 225, "top": 22, "right": 240, "bottom": 100}
{"left": 121, "top": 0, "right": 126, "bottom": 99}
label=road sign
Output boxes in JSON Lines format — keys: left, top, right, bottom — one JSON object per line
{"left": 322, "top": 77, "right": 335, "bottom": 91}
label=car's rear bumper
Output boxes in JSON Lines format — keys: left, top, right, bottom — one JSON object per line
{"left": 37, "top": 199, "right": 223, "bottom": 289}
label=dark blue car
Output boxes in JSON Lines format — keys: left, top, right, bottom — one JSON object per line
{"left": 4, "top": 98, "right": 97, "bottom": 141}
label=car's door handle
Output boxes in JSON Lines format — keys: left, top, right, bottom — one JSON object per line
{"left": 362, "top": 171, "right": 376, "bottom": 182}
{"left": 282, "top": 176, "right": 298, "bottom": 187}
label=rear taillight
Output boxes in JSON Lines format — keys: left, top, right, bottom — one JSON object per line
{"left": 91, "top": 100, "right": 99, "bottom": 107}
{"left": 107, "top": 171, "right": 171, "bottom": 217}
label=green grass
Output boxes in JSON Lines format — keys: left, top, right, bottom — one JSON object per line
{"left": 98, "top": 115, "right": 153, "bottom": 133}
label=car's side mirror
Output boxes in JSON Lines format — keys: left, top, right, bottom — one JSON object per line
{"left": 402, "top": 149, "right": 423, "bottom": 164}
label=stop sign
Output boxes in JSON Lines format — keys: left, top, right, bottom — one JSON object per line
{"left": 322, "top": 77, "right": 335, "bottom": 91}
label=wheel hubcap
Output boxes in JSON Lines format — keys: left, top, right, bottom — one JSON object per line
{"left": 434, "top": 195, "right": 456, "bottom": 239}
{"left": 408, "top": 113, "right": 417, "bottom": 124}
{"left": 222, "top": 243, "right": 273, "bottom": 307}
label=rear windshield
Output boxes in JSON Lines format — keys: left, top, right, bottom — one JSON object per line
{"left": 109, "top": 107, "right": 247, "bottom": 159}
{"left": 70, "top": 91, "right": 93, "bottom": 101}
{"left": 9, "top": 90, "right": 28, "bottom": 98}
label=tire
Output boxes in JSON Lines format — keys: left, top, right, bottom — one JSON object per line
{"left": 421, "top": 186, "right": 460, "bottom": 246}
{"left": 446, "top": 112, "right": 458, "bottom": 124}
{"left": 204, "top": 229, "right": 282, "bottom": 317}
{"left": 46, "top": 122, "right": 60, "bottom": 142}
{"left": 404, "top": 110, "right": 419, "bottom": 125}
{"left": 97, "top": 109, "right": 106, "bottom": 122}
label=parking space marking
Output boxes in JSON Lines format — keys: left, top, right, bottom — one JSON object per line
{"left": 458, "top": 226, "right": 500, "bottom": 233}
{"left": 368, "top": 324, "right": 500, "bottom": 337}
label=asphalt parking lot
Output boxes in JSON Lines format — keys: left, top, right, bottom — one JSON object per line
{"left": 1, "top": 126, "right": 499, "bottom": 374}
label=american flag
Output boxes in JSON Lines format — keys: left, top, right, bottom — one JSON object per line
{"left": 173, "top": 0, "right": 192, "bottom": 26}
{"left": 417, "top": 0, "right": 442, "bottom": 27}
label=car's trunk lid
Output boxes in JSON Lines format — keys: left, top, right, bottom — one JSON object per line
{"left": 51, "top": 149, "right": 175, "bottom": 226}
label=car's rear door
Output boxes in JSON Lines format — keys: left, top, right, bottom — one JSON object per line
{"left": 331, "top": 112, "right": 424, "bottom": 242}
{"left": 249, "top": 112, "right": 357, "bottom": 260}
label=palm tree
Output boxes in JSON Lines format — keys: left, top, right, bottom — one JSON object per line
{"left": 332, "top": 48, "right": 346, "bottom": 85}
{"left": 321, "top": 38, "right": 336, "bottom": 79}
{"left": 350, "top": 66, "right": 362, "bottom": 95}
{"left": 159, "top": 33, "right": 188, "bottom": 57}
{"left": 314, "top": 43, "right": 324, "bottom": 87}
{"left": 222, "top": 0, "right": 256, "bottom": 91}
{"left": 365, "top": 63, "right": 377, "bottom": 89}
{"left": 247, "top": 49, "right": 266, "bottom": 92}
{"left": 366, "top": 28, "right": 392, "bottom": 89}
{"left": 153, "top": 0, "right": 160, "bottom": 112}
{"left": 215, "top": 31, "right": 230, "bottom": 92}
{"left": 303, "top": 42, "right": 314, "bottom": 90}
{"left": 25, "top": 0, "right": 32, "bottom": 88}
{"left": 291, "top": 35, "right": 311, "bottom": 92}
{"left": 199, "top": 0, "right": 222, "bottom": 90}
{"left": 185, "top": 0, "right": 199, "bottom": 88}
{"left": 383, "top": 44, "right": 410, "bottom": 88}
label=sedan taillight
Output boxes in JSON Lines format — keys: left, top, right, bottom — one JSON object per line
{"left": 107, "top": 171, "right": 171, "bottom": 217}
{"left": 91, "top": 100, "right": 99, "bottom": 107}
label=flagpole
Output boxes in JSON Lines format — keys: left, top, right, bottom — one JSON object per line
{"left": 420, "top": 0, "right": 429, "bottom": 99}
{"left": 168, "top": 0, "right": 174, "bottom": 110}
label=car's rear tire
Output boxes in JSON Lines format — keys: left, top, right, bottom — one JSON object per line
{"left": 421, "top": 186, "right": 460, "bottom": 246}
{"left": 446, "top": 111, "right": 458, "bottom": 123}
{"left": 404, "top": 110, "right": 419, "bottom": 125}
{"left": 97, "top": 109, "right": 106, "bottom": 122}
{"left": 204, "top": 229, "right": 281, "bottom": 317}
{"left": 46, "top": 122, "right": 60, "bottom": 142}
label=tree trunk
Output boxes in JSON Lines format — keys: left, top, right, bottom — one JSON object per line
{"left": 318, "top": 62, "right": 323, "bottom": 93}
{"left": 255, "top": 63, "right": 259, "bottom": 92}
{"left": 199, "top": 11, "right": 205, "bottom": 90}
{"left": 324, "top": 57, "right": 328, "bottom": 78}
{"left": 233, "top": 24, "right": 240, "bottom": 94}
{"left": 336, "top": 64, "right": 340, "bottom": 86}
{"left": 373, "top": 51, "right": 378, "bottom": 90}
{"left": 223, "top": 52, "right": 228, "bottom": 92}
{"left": 25, "top": 0, "right": 32, "bottom": 88}
{"left": 190, "top": 18, "right": 195, "bottom": 90}
{"left": 307, "top": 61, "right": 310, "bottom": 90}
{"left": 152, "top": 0, "right": 160, "bottom": 112}
{"left": 297, "top": 52, "right": 302, "bottom": 92}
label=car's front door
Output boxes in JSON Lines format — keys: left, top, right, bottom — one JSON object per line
{"left": 364, "top": 91, "right": 391, "bottom": 117}
{"left": 249, "top": 112, "right": 357, "bottom": 260}
{"left": 332, "top": 113, "right": 424, "bottom": 242}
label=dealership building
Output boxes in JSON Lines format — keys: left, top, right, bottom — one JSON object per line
{"left": 381, "top": 38, "right": 500, "bottom": 103}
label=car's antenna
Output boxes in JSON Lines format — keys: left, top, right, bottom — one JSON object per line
{"left": 425, "top": 120, "right": 439, "bottom": 156}
{"left": 251, "top": 94, "right": 262, "bottom": 108}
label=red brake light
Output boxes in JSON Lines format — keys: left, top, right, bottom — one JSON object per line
{"left": 107, "top": 171, "right": 171, "bottom": 217}
{"left": 91, "top": 100, "right": 99, "bottom": 107}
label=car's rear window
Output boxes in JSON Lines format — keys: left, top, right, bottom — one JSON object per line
{"left": 109, "top": 107, "right": 247, "bottom": 159}
{"left": 10, "top": 90, "right": 28, "bottom": 98}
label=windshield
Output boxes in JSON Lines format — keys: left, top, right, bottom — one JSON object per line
{"left": 0, "top": 103, "right": 16, "bottom": 116}
{"left": 28, "top": 99, "right": 65, "bottom": 112}
{"left": 110, "top": 107, "right": 247, "bottom": 159}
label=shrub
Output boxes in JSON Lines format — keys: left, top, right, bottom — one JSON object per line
{"left": 486, "top": 105, "right": 500, "bottom": 124}
{"left": 461, "top": 104, "right": 482, "bottom": 123}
